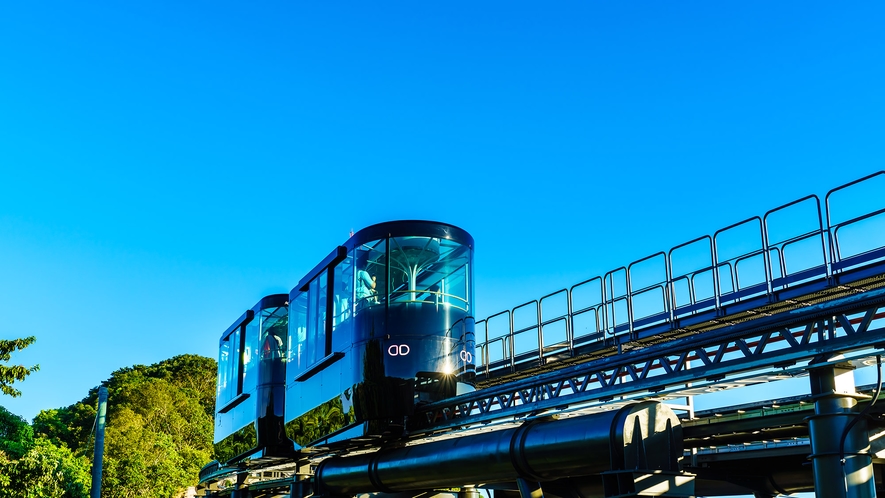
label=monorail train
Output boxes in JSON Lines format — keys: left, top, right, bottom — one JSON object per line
{"left": 209, "top": 220, "right": 476, "bottom": 467}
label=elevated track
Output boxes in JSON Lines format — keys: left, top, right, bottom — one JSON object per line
{"left": 204, "top": 172, "right": 885, "bottom": 497}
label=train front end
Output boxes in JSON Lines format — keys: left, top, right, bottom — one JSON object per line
{"left": 285, "top": 221, "right": 475, "bottom": 447}
{"left": 212, "top": 294, "right": 294, "bottom": 465}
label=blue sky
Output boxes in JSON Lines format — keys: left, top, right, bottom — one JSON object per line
{"left": 1, "top": 0, "right": 884, "bottom": 445}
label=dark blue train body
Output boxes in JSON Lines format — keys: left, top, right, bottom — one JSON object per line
{"left": 211, "top": 221, "right": 475, "bottom": 465}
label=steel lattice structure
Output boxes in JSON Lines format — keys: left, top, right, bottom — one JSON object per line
{"left": 416, "top": 286, "right": 885, "bottom": 433}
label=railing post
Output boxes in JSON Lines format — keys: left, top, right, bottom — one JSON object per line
{"left": 537, "top": 300, "right": 544, "bottom": 365}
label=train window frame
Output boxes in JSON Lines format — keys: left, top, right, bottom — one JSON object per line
{"left": 217, "top": 309, "right": 254, "bottom": 414}
{"left": 293, "top": 246, "right": 348, "bottom": 382}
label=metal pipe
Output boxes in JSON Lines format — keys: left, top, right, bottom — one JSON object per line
{"left": 807, "top": 362, "right": 876, "bottom": 498}
{"left": 316, "top": 402, "right": 682, "bottom": 495}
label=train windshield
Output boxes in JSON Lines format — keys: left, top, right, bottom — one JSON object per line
{"left": 387, "top": 236, "right": 470, "bottom": 311}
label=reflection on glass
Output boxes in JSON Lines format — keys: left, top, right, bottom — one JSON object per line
{"left": 355, "top": 240, "right": 386, "bottom": 312}
{"left": 290, "top": 293, "right": 308, "bottom": 374}
{"left": 285, "top": 395, "right": 356, "bottom": 447}
{"left": 213, "top": 422, "right": 256, "bottom": 464}
{"left": 260, "top": 306, "right": 287, "bottom": 362}
{"left": 333, "top": 254, "right": 354, "bottom": 351}
{"left": 217, "top": 338, "right": 231, "bottom": 402}
{"left": 216, "top": 327, "right": 242, "bottom": 404}
{"left": 284, "top": 222, "right": 475, "bottom": 440}
{"left": 243, "top": 317, "right": 259, "bottom": 393}
{"left": 388, "top": 236, "right": 470, "bottom": 311}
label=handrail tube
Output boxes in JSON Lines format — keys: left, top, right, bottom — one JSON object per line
{"left": 669, "top": 235, "right": 714, "bottom": 321}
{"left": 541, "top": 317, "right": 570, "bottom": 352}
{"left": 762, "top": 194, "right": 822, "bottom": 240}
{"left": 627, "top": 252, "right": 668, "bottom": 286}
{"left": 771, "top": 264, "right": 828, "bottom": 287}
{"left": 566, "top": 278, "right": 575, "bottom": 354}
{"left": 468, "top": 172, "right": 883, "bottom": 384}
{"left": 603, "top": 267, "right": 628, "bottom": 336}
{"left": 539, "top": 290, "right": 568, "bottom": 359}
{"left": 828, "top": 206, "right": 885, "bottom": 233}
{"left": 766, "top": 227, "right": 827, "bottom": 248}
{"left": 485, "top": 311, "right": 511, "bottom": 340}
{"left": 713, "top": 216, "right": 771, "bottom": 308}
{"left": 825, "top": 171, "right": 885, "bottom": 270}
{"left": 714, "top": 261, "right": 735, "bottom": 294}
{"left": 831, "top": 215, "right": 885, "bottom": 263}
{"left": 733, "top": 252, "right": 768, "bottom": 292}
{"left": 629, "top": 286, "right": 667, "bottom": 321}
{"left": 776, "top": 235, "right": 827, "bottom": 283}
{"left": 763, "top": 194, "right": 825, "bottom": 289}
{"left": 824, "top": 171, "right": 885, "bottom": 227}
{"left": 627, "top": 252, "right": 669, "bottom": 338}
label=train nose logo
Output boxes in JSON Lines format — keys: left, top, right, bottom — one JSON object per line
{"left": 460, "top": 350, "right": 473, "bottom": 363}
{"left": 388, "top": 344, "right": 411, "bottom": 356}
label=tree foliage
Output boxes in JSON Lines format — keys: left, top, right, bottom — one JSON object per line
{"left": 0, "top": 438, "right": 91, "bottom": 498}
{"left": 32, "top": 354, "right": 217, "bottom": 497}
{"left": 0, "top": 406, "right": 90, "bottom": 497}
{"left": 0, "top": 354, "right": 217, "bottom": 497}
{"left": 0, "top": 406, "right": 34, "bottom": 460}
{"left": 0, "top": 336, "right": 39, "bottom": 398}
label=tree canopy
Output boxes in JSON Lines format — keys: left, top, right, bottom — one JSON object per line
{"left": 1, "top": 353, "right": 217, "bottom": 497}
{"left": 32, "top": 354, "right": 217, "bottom": 497}
{"left": 0, "top": 406, "right": 91, "bottom": 498}
{"left": 0, "top": 336, "right": 39, "bottom": 398}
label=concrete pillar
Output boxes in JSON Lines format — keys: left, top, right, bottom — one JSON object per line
{"left": 807, "top": 361, "right": 876, "bottom": 498}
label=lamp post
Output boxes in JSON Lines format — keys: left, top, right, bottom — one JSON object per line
{"left": 90, "top": 385, "right": 108, "bottom": 498}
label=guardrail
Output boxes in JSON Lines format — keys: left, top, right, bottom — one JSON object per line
{"left": 476, "top": 171, "right": 885, "bottom": 378}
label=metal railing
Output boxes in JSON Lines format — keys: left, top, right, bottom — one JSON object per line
{"left": 475, "top": 171, "right": 885, "bottom": 378}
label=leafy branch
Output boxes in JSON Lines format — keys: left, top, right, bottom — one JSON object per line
{"left": 0, "top": 336, "right": 40, "bottom": 398}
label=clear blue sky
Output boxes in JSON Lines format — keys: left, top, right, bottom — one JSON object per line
{"left": 1, "top": 0, "right": 883, "bottom": 442}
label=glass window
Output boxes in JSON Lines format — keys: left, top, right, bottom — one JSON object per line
{"left": 355, "top": 239, "right": 386, "bottom": 312}
{"left": 217, "top": 325, "right": 242, "bottom": 404}
{"left": 308, "top": 277, "right": 319, "bottom": 364}
{"left": 260, "top": 306, "right": 288, "bottom": 361}
{"left": 243, "top": 316, "right": 260, "bottom": 394}
{"left": 292, "top": 267, "right": 335, "bottom": 372}
{"left": 307, "top": 270, "right": 328, "bottom": 364}
{"left": 290, "top": 292, "right": 308, "bottom": 374}
{"left": 332, "top": 254, "right": 354, "bottom": 351}
{"left": 217, "top": 337, "right": 232, "bottom": 402}
{"left": 388, "top": 236, "right": 471, "bottom": 311}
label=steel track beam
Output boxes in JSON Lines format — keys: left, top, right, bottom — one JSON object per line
{"left": 414, "top": 287, "right": 885, "bottom": 433}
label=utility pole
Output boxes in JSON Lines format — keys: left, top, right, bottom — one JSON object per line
{"left": 90, "top": 385, "right": 108, "bottom": 498}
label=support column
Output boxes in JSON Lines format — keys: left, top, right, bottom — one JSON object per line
{"left": 807, "top": 361, "right": 876, "bottom": 498}
{"left": 460, "top": 485, "right": 482, "bottom": 498}
{"left": 232, "top": 472, "right": 251, "bottom": 498}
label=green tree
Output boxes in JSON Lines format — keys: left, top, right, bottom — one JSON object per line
{"left": 33, "top": 354, "right": 217, "bottom": 498}
{"left": 0, "top": 406, "right": 34, "bottom": 459}
{"left": 33, "top": 404, "right": 96, "bottom": 454}
{"left": 0, "top": 438, "right": 91, "bottom": 498}
{"left": 0, "top": 406, "right": 90, "bottom": 497}
{"left": 0, "top": 336, "right": 39, "bottom": 397}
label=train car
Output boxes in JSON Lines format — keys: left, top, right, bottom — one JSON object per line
{"left": 284, "top": 220, "right": 476, "bottom": 447}
{"left": 212, "top": 294, "right": 295, "bottom": 465}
